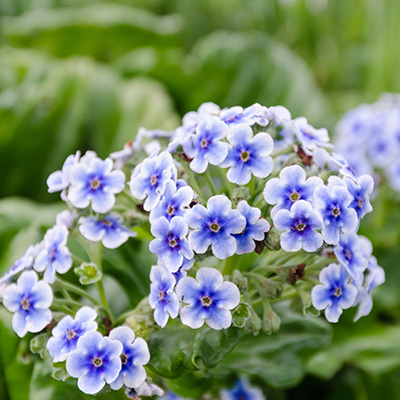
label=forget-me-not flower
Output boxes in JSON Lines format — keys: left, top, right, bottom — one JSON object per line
{"left": 3, "top": 271, "right": 53, "bottom": 337}
{"left": 129, "top": 152, "right": 176, "bottom": 211}
{"left": 221, "top": 124, "right": 274, "bottom": 185}
{"left": 79, "top": 215, "right": 136, "bottom": 249}
{"left": 149, "top": 266, "right": 179, "bottom": 327}
{"left": 34, "top": 225, "right": 72, "bottom": 283}
{"left": 293, "top": 117, "right": 331, "bottom": 154}
{"left": 66, "top": 331, "right": 123, "bottom": 395}
{"left": 149, "top": 180, "right": 194, "bottom": 224}
{"left": 186, "top": 195, "right": 246, "bottom": 259}
{"left": 219, "top": 106, "right": 255, "bottom": 127}
{"left": 343, "top": 175, "right": 374, "bottom": 220}
{"left": 172, "top": 256, "right": 195, "bottom": 284}
{"left": 149, "top": 216, "right": 193, "bottom": 272}
{"left": 220, "top": 377, "right": 265, "bottom": 400}
{"left": 182, "top": 117, "right": 229, "bottom": 174}
{"left": 314, "top": 184, "right": 358, "bottom": 245}
{"left": 263, "top": 165, "right": 323, "bottom": 217}
{"left": 68, "top": 157, "right": 125, "bottom": 213}
{"left": 233, "top": 201, "right": 270, "bottom": 254}
{"left": 176, "top": 267, "right": 240, "bottom": 330}
{"left": 108, "top": 326, "right": 150, "bottom": 390}
{"left": 311, "top": 264, "right": 357, "bottom": 323}
{"left": 47, "top": 151, "right": 81, "bottom": 193}
{"left": 273, "top": 200, "right": 323, "bottom": 252}
{"left": 47, "top": 306, "right": 98, "bottom": 362}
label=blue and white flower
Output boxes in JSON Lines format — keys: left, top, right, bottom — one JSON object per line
{"left": 186, "top": 195, "right": 246, "bottom": 259}
{"left": 79, "top": 215, "right": 136, "bottom": 249}
{"left": 221, "top": 124, "right": 274, "bottom": 185}
{"left": 129, "top": 151, "right": 176, "bottom": 211}
{"left": 344, "top": 175, "right": 374, "bottom": 220}
{"left": 273, "top": 200, "right": 323, "bottom": 252}
{"left": 108, "top": 326, "right": 150, "bottom": 390}
{"left": 3, "top": 271, "right": 53, "bottom": 337}
{"left": 149, "top": 180, "right": 194, "bottom": 224}
{"left": 264, "top": 165, "right": 323, "bottom": 217}
{"left": 68, "top": 157, "right": 125, "bottom": 213}
{"left": 149, "top": 216, "right": 193, "bottom": 272}
{"left": 182, "top": 117, "right": 229, "bottom": 173}
{"left": 293, "top": 117, "right": 331, "bottom": 154}
{"left": 311, "top": 264, "right": 358, "bottom": 323}
{"left": 149, "top": 266, "right": 179, "bottom": 327}
{"left": 176, "top": 267, "right": 240, "bottom": 330}
{"left": 314, "top": 184, "right": 358, "bottom": 245}
{"left": 125, "top": 381, "right": 164, "bottom": 399}
{"left": 47, "top": 151, "right": 81, "bottom": 193}
{"left": 220, "top": 106, "right": 255, "bottom": 127}
{"left": 172, "top": 257, "right": 195, "bottom": 284}
{"left": 34, "top": 225, "right": 72, "bottom": 283}
{"left": 234, "top": 201, "right": 270, "bottom": 254}
{"left": 66, "top": 331, "right": 122, "bottom": 394}
{"left": 221, "top": 377, "right": 265, "bottom": 400}
{"left": 47, "top": 307, "right": 98, "bottom": 362}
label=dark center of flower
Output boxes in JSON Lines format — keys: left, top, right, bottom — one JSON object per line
{"left": 200, "top": 138, "right": 209, "bottom": 148}
{"left": 158, "top": 290, "right": 165, "bottom": 301}
{"left": 345, "top": 249, "right": 352, "bottom": 261}
{"left": 209, "top": 222, "right": 221, "bottom": 233}
{"left": 332, "top": 207, "right": 341, "bottom": 217}
{"left": 102, "top": 219, "right": 114, "bottom": 227}
{"left": 121, "top": 353, "right": 129, "bottom": 365}
{"left": 49, "top": 248, "right": 56, "bottom": 261}
{"left": 357, "top": 197, "right": 364, "bottom": 209}
{"left": 66, "top": 329, "right": 76, "bottom": 340}
{"left": 296, "top": 223, "right": 306, "bottom": 232}
{"left": 334, "top": 287, "right": 342, "bottom": 297}
{"left": 240, "top": 150, "right": 250, "bottom": 162}
{"left": 166, "top": 205, "right": 175, "bottom": 215}
{"left": 150, "top": 175, "right": 158, "bottom": 186}
{"left": 290, "top": 191, "right": 301, "bottom": 201}
{"left": 169, "top": 238, "right": 178, "bottom": 248}
{"left": 90, "top": 178, "right": 100, "bottom": 190}
{"left": 20, "top": 297, "right": 31, "bottom": 311}
{"left": 93, "top": 357, "right": 103, "bottom": 367}
{"left": 201, "top": 296, "right": 213, "bottom": 307}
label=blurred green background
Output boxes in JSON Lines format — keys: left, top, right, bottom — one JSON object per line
{"left": 1, "top": 0, "right": 400, "bottom": 399}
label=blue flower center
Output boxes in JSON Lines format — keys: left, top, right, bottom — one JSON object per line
{"left": 345, "top": 249, "right": 352, "bottom": 261}
{"left": 169, "top": 238, "right": 178, "bottom": 248}
{"left": 209, "top": 222, "right": 221, "bottom": 233}
{"left": 201, "top": 296, "right": 213, "bottom": 307}
{"left": 121, "top": 353, "right": 129, "bottom": 365}
{"left": 158, "top": 290, "right": 166, "bottom": 302}
{"left": 93, "top": 357, "right": 103, "bottom": 368}
{"left": 150, "top": 175, "right": 158, "bottom": 186}
{"left": 295, "top": 222, "right": 306, "bottom": 232}
{"left": 167, "top": 205, "right": 175, "bottom": 215}
{"left": 333, "top": 287, "right": 342, "bottom": 297}
{"left": 20, "top": 297, "right": 31, "bottom": 310}
{"left": 66, "top": 329, "right": 76, "bottom": 341}
{"left": 240, "top": 150, "right": 250, "bottom": 162}
{"left": 102, "top": 220, "right": 114, "bottom": 227}
{"left": 200, "top": 138, "right": 209, "bottom": 149}
{"left": 90, "top": 178, "right": 101, "bottom": 190}
{"left": 332, "top": 207, "right": 341, "bottom": 217}
{"left": 290, "top": 191, "right": 301, "bottom": 201}
{"left": 357, "top": 197, "right": 364, "bottom": 209}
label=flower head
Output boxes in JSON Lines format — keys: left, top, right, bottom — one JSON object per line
{"left": 47, "top": 307, "right": 98, "bottom": 362}
{"left": 311, "top": 264, "right": 358, "bottom": 323}
{"left": 34, "top": 225, "right": 72, "bottom": 283}
{"left": 149, "top": 266, "right": 179, "bottom": 327}
{"left": 3, "top": 271, "right": 53, "bottom": 337}
{"left": 344, "top": 175, "right": 374, "bottom": 220}
{"left": 176, "top": 267, "right": 240, "bottom": 330}
{"left": 79, "top": 214, "right": 136, "bottom": 249}
{"left": 109, "top": 326, "right": 150, "bottom": 390}
{"left": 294, "top": 117, "right": 331, "bottom": 154}
{"left": 186, "top": 195, "right": 246, "bottom": 259}
{"left": 221, "top": 124, "right": 274, "bottom": 185}
{"left": 66, "top": 331, "right": 123, "bottom": 395}
{"left": 47, "top": 151, "right": 81, "bottom": 193}
{"left": 68, "top": 157, "right": 125, "bottom": 213}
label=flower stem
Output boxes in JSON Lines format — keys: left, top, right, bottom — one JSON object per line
{"left": 181, "top": 162, "right": 204, "bottom": 201}
{"left": 204, "top": 170, "right": 217, "bottom": 196}
{"left": 55, "top": 278, "right": 98, "bottom": 305}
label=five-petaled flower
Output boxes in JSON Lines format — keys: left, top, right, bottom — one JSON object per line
{"left": 186, "top": 195, "right": 246, "bottom": 259}
{"left": 3, "top": 271, "right": 53, "bottom": 337}
{"left": 66, "top": 331, "right": 123, "bottom": 395}
{"left": 221, "top": 124, "right": 274, "bottom": 185}
{"left": 176, "top": 267, "right": 240, "bottom": 330}
{"left": 47, "top": 306, "right": 98, "bottom": 362}
{"left": 311, "top": 263, "right": 358, "bottom": 323}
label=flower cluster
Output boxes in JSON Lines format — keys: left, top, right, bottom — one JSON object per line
{"left": 0, "top": 101, "right": 384, "bottom": 398}
{"left": 335, "top": 93, "right": 400, "bottom": 192}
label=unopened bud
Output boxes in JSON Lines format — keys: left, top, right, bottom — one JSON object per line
{"left": 264, "top": 227, "right": 281, "bottom": 251}
{"left": 232, "top": 187, "right": 251, "bottom": 204}
{"left": 232, "top": 303, "right": 251, "bottom": 328}
{"left": 244, "top": 308, "right": 261, "bottom": 336}
{"left": 231, "top": 270, "right": 249, "bottom": 294}
{"left": 262, "top": 311, "right": 281, "bottom": 335}
{"left": 263, "top": 279, "right": 283, "bottom": 299}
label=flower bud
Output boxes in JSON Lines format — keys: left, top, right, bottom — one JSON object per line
{"left": 264, "top": 227, "right": 281, "bottom": 251}
{"left": 263, "top": 279, "right": 283, "bottom": 299}
{"left": 231, "top": 270, "right": 249, "bottom": 294}
{"left": 232, "top": 187, "right": 251, "bottom": 204}
{"left": 244, "top": 308, "right": 261, "bottom": 336}
{"left": 232, "top": 303, "right": 251, "bottom": 328}
{"left": 262, "top": 311, "right": 281, "bottom": 335}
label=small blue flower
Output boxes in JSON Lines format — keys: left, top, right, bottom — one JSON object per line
{"left": 220, "top": 106, "right": 255, "bottom": 126}
{"left": 221, "top": 377, "right": 265, "bottom": 400}
{"left": 221, "top": 124, "right": 274, "bottom": 185}
{"left": 314, "top": 184, "right": 358, "bottom": 245}
{"left": 108, "top": 326, "right": 150, "bottom": 390}
{"left": 353, "top": 256, "right": 385, "bottom": 321}
{"left": 3, "top": 271, "right": 53, "bottom": 337}
{"left": 233, "top": 201, "right": 270, "bottom": 255}
{"left": 66, "top": 331, "right": 122, "bottom": 395}
{"left": 172, "top": 257, "right": 195, "bottom": 284}
{"left": 186, "top": 195, "right": 246, "bottom": 259}
{"left": 68, "top": 157, "right": 125, "bottom": 213}
{"left": 176, "top": 267, "right": 240, "bottom": 330}
{"left": 311, "top": 264, "right": 357, "bottom": 323}
{"left": 263, "top": 165, "right": 323, "bottom": 217}
{"left": 125, "top": 381, "right": 164, "bottom": 398}
{"left": 182, "top": 116, "right": 229, "bottom": 173}
{"left": 47, "top": 307, "right": 98, "bottom": 362}
{"left": 79, "top": 214, "right": 136, "bottom": 249}
{"left": 149, "top": 266, "right": 179, "bottom": 327}
{"left": 34, "top": 225, "right": 72, "bottom": 283}
{"left": 149, "top": 216, "right": 193, "bottom": 272}
{"left": 273, "top": 200, "right": 323, "bottom": 252}
{"left": 129, "top": 151, "right": 176, "bottom": 211}
{"left": 149, "top": 180, "right": 194, "bottom": 224}
{"left": 294, "top": 117, "right": 331, "bottom": 154}
{"left": 334, "top": 234, "right": 371, "bottom": 281}
{"left": 47, "top": 151, "right": 81, "bottom": 193}
{"left": 344, "top": 175, "right": 374, "bottom": 219}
